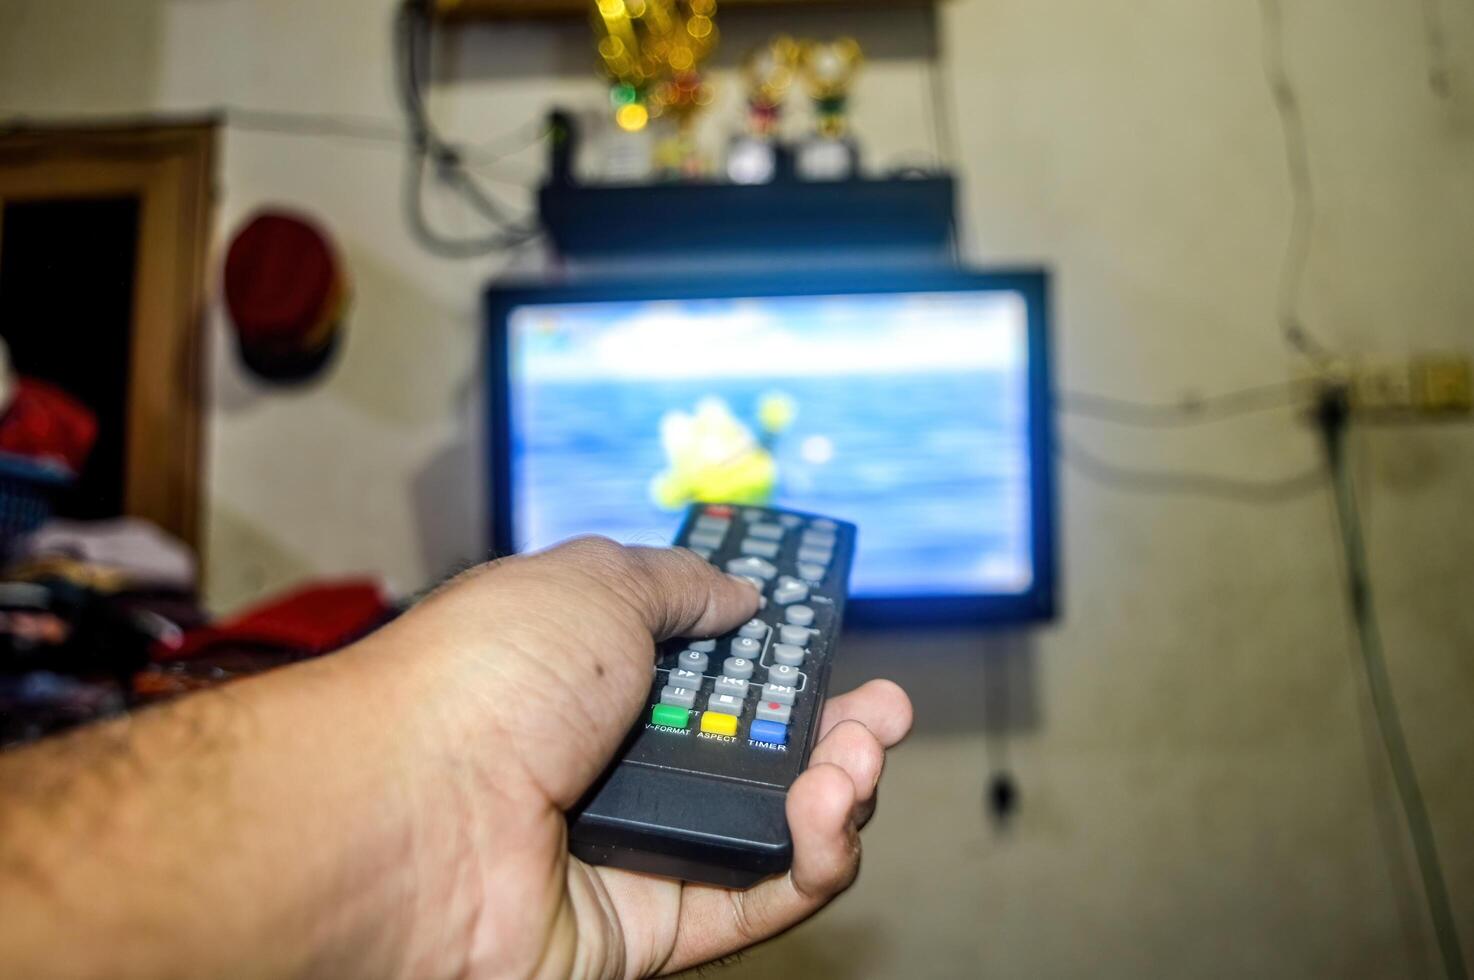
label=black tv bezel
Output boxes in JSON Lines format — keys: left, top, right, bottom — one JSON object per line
{"left": 485, "top": 267, "right": 1057, "bottom": 627}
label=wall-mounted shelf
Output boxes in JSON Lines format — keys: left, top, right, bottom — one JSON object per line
{"left": 538, "top": 175, "right": 955, "bottom": 261}
{"left": 434, "top": 0, "right": 934, "bottom": 21}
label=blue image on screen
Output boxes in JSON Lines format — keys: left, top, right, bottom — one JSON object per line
{"left": 507, "top": 291, "right": 1033, "bottom": 599}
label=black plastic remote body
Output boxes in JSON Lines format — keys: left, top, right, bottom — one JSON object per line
{"left": 568, "top": 503, "right": 856, "bottom": 889}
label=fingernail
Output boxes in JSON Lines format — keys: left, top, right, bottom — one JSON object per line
{"left": 727, "top": 573, "right": 760, "bottom": 593}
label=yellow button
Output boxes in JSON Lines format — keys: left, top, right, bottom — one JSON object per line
{"left": 699, "top": 711, "right": 738, "bottom": 736}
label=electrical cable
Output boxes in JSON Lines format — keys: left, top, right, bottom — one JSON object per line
{"left": 225, "top": 107, "right": 407, "bottom": 145}
{"left": 1058, "top": 435, "right": 1325, "bottom": 504}
{"left": 393, "top": 0, "right": 542, "bottom": 256}
{"left": 1257, "top": 0, "right": 1335, "bottom": 364}
{"left": 925, "top": 5, "right": 959, "bottom": 169}
{"left": 1057, "top": 380, "right": 1312, "bottom": 427}
{"left": 1420, "top": 0, "right": 1455, "bottom": 100}
{"left": 1317, "top": 392, "right": 1468, "bottom": 980}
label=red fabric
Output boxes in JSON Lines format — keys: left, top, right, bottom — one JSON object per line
{"left": 157, "top": 579, "right": 391, "bottom": 661}
{"left": 0, "top": 378, "right": 98, "bottom": 474}
{"left": 224, "top": 211, "right": 341, "bottom": 349}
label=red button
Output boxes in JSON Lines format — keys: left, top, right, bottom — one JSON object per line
{"left": 705, "top": 505, "right": 734, "bottom": 517}
{"left": 767, "top": 702, "right": 780, "bottom": 709}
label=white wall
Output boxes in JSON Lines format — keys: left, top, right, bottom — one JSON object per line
{"left": 3, "top": 0, "right": 1473, "bottom": 975}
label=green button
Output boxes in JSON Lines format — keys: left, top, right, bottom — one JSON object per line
{"left": 651, "top": 705, "right": 690, "bottom": 729}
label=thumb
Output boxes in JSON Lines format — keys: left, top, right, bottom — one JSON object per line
{"left": 615, "top": 544, "right": 762, "bottom": 640}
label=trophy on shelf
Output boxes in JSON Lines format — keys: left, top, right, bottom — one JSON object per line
{"left": 591, "top": 0, "right": 719, "bottom": 181}
{"left": 796, "top": 37, "right": 863, "bottom": 181}
{"left": 725, "top": 35, "right": 799, "bottom": 185}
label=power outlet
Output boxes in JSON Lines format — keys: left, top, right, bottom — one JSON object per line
{"left": 1327, "top": 354, "right": 1473, "bottom": 418}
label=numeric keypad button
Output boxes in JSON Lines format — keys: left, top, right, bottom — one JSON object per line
{"left": 768, "top": 663, "right": 801, "bottom": 686}
{"left": 730, "top": 636, "right": 762, "bottom": 658}
{"left": 738, "top": 618, "right": 767, "bottom": 640}
{"left": 722, "top": 656, "right": 755, "bottom": 680}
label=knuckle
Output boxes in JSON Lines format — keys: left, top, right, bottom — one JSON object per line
{"left": 559, "top": 534, "right": 628, "bottom": 565}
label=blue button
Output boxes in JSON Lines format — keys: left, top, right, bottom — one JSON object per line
{"left": 749, "top": 719, "right": 787, "bottom": 745}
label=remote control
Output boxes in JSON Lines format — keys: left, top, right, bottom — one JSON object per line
{"left": 568, "top": 503, "right": 856, "bottom": 889}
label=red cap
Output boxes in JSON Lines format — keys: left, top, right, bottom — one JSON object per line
{"left": 223, "top": 210, "right": 348, "bottom": 381}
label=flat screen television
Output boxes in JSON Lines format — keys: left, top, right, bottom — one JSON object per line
{"left": 486, "top": 268, "right": 1055, "bottom": 625}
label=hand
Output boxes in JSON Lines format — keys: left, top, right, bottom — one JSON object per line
{"left": 365, "top": 537, "right": 913, "bottom": 978}
{"left": 0, "top": 536, "right": 910, "bottom": 980}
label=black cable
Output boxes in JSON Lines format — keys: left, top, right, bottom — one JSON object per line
{"left": 1058, "top": 435, "right": 1325, "bottom": 503}
{"left": 1057, "top": 380, "right": 1311, "bottom": 427}
{"left": 1258, "top": 0, "right": 1335, "bottom": 363}
{"left": 1421, "top": 0, "right": 1455, "bottom": 99}
{"left": 402, "top": 151, "right": 535, "bottom": 258}
{"left": 226, "top": 105, "right": 546, "bottom": 170}
{"left": 392, "top": 0, "right": 541, "bottom": 255}
{"left": 925, "top": 4, "right": 959, "bottom": 168}
{"left": 1317, "top": 391, "right": 1468, "bottom": 980}
{"left": 226, "top": 107, "right": 407, "bottom": 145}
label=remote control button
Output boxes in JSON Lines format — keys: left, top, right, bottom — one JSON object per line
{"left": 771, "top": 643, "right": 805, "bottom": 667}
{"left": 667, "top": 667, "right": 703, "bottom": 690}
{"left": 796, "top": 562, "right": 826, "bottom": 583}
{"left": 738, "top": 618, "right": 767, "bottom": 640}
{"left": 705, "top": 505, "right": 734, "bottom": 518}
{"left": 797, "top": 545, "right": 832, "bottom": 567}
{"left": 687, "top": 529, "right": 726, "bottom": 551}
{"left": 743, "top": 508, "right": 768, "bottom": 521}
{"left": 785, "top": 604, "right": 816, "bottom": 627}
{"left": 699, "top": 711, "right": 739, "bottom": 736}
{"left": 801, "top": 528, "right": 837, "bottom": 548}
{"left": 706, "top": 692, "right": 744, "bottom": 716}
{"left": 747, "top": 521, "right": 784, "bottom": 541}
{"left": 660, "top": 685, "right": 697, "bottom": 709}
{"left": 677, "top": 650, "right": 709, "bottom": 673}
{"left": 810, "top": 517, "right": 837, "bottom": 531}
{"left": 714, "top": 675, "right": 749, "bottom": 698}
{"left": 740, "top": 538, "right": 780, "bottom": 559}
{"left": 694, "top": 514, "right": 731, "bottom": 534}
{"left": 733, "top": 574, "right": 768, "bottom": 596}
{"left": 755, "top": 701, "right": 792, "bottom": 725}
{"left": 726, "top": 556, "right": 777, "bottom": 580}
{"left": 762, "top": 682, "right": 797, "bottom": 706}
{"left": 730, "top": 636, "right": 762, "bottom": 658}
{"left": 779, "top": 624, "right": 813, "bottom": 647}
{"left": 651, "top": 704, "right": 690, "bottom": 729}
{"left": 773, "top": 577, "right": 809, "bottom": 605}
{"left": 722, "top": 656, "right": 755, "bottom": 680}
{"left": 777, "top": 513, "right": 803, "bottom": 528}
{"left": 749, "top": 719, "right": 788, "bottom": 744}
{"left": 688, "top": 639, "right": 717, "bottom": 653}
{"left": 768, "top": 663, "right": 801, "bottom": 686}
{"left": 688, "top": 546, "right": 712, "bottom": 561}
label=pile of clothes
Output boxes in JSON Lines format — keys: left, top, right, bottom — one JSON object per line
{"left": 0, "top": 338, "right": 396, "bottom": 747}
{"left": 0, "top": 517, "right": 396, "bottom": 747}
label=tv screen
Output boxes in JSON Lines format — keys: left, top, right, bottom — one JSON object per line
{"left": 488, "top": 270, "right": 1054, "bottom": 624}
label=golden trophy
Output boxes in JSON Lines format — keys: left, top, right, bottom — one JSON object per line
{"left": 726, "top": 35, "right": 799, "bottom": 185}
{"left": 592, "top": 0, "right": 718, "bottom": 180}
{"left": 796, "top": 37, "right": 863, "bottom": 181}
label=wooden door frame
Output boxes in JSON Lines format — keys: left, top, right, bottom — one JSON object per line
{"left": 0, "top": 118, "right": 217, "bottom": 554}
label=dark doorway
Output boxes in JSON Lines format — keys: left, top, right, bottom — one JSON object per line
{"left": 0, "top": 196, "right": 140, "bottom": 519}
